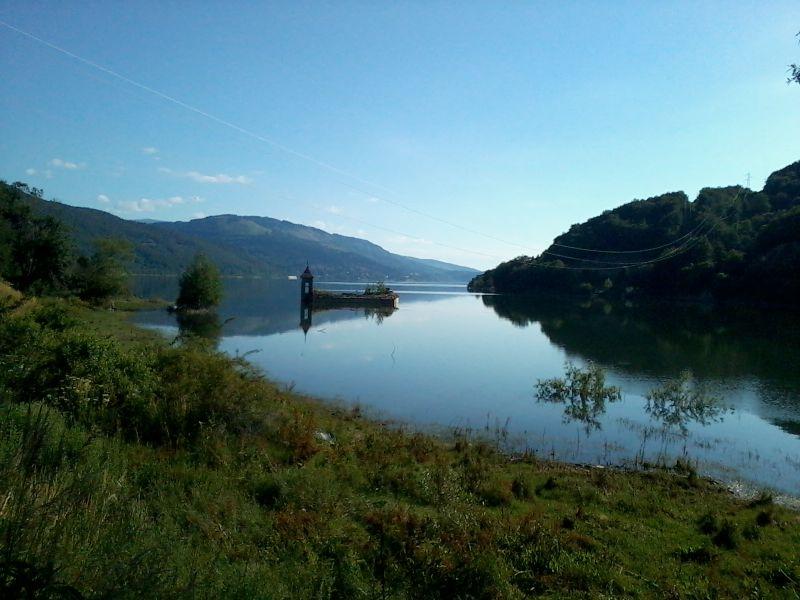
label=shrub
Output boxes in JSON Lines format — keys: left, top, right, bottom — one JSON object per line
{"left": 697, "top": 512, "right": 718, "bottom": 535}
{"left": 511, "top": 476, "right": 534, "bottom": 500}
{"left": 535, "top": 362, "right": 621, "bottom": 431}
{"left": 252, "top": 475, "right": 285, "bottom": 508}
{"left": 176, "top": 254, "right": 222, "bottom": 310}
{"left": 712, "top": 519, "right": 739, "bottom": 550}
{"left": 646, "top": 371, "right": 726, "bottom": 433}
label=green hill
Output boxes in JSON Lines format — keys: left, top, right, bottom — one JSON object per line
{"left": 2, "top": 182, "right": 477, "bottom": 282}
{"left": 468, "top": 160, "right": 800, "bottom": 305}
{"left": 151, "top": 214, "right": 478, "bottom": 282}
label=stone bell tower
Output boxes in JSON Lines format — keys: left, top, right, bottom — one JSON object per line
{"left": 300, "top": 264, "right": 314, "bottom": 304}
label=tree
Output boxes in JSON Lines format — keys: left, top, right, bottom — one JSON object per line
{"left": 790, "top": 31, "right": 800, "bottom": 86}
{"left": 176, "top": 253, "right": 222, "bottom": 310}
{"left": 0, "top": 183, "right": 72, "bottom": 293}
{"left": 73, "top": 238, "right": 133, "bottom": 303}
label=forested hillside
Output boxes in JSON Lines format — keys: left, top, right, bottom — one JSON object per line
{"left": 1, "top": 182, "right": 477, "bottom": 282}
{"left": 469, "top": 161, "right": 800, "bottom": 305}
{"left": 151, "top": 215, "right": 478, "bottom": 282}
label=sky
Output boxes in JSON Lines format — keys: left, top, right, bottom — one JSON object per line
{"left": 0, "top": 1, "right": 798, "bottom": 270}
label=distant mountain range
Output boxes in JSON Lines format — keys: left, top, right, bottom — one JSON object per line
{"left": 469, "top": 160, "right": 800, "bottom": 305}
{"left": 17, "top": 190, "right": 478, "bottom": 282}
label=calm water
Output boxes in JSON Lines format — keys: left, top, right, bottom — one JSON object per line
{"left": 132, "top": 277, "right": 800, "bottom": 495}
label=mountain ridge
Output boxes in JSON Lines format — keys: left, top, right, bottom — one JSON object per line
{"left": 7, "top": 184, "right": 477, "bottom": 282}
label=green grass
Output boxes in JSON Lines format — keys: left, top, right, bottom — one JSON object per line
{"left": 1, "top": 294, "right": 798, "bottom": 598}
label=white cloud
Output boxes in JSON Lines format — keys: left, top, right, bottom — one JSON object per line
{"left": 386, "top": 234, "right": 434, "bottom": 246}
{"left": 115, "top": 195, "right": 203, "bottom": 213}
{"left": 142, "top": 147, "right": 159, "bottom": 155}
{"left": 44, "top": 170, "right": 53, "bottom": 179}
{"left": 192, "top": 212, "right": 207, "bottom": 219}
{"left": 97, "top": 194, "right": 110, "bottom": 203}
{"left": 365, "top": 196, "right": 380, "bottom": 204}
{"left": 49, "top": 158, "right": 85, "bottom": 170}
{"left": 324, "top": 205, "right": 343, "bottom": 214}
{"left": 25, "top": 168, "right": 36, "bottom": 176}
{"left": 158, "top": 167, "right": 253, "bottom": 185}
{"left": 184, "top": 170, "right": 253, "bottom": 184}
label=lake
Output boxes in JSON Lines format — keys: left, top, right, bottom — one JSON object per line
{"left": 132, "top": 277, "right": 800, "bottom": 495}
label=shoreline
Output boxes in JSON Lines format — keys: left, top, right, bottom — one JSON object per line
{"left": 3, "top": 295, "right": 799, "bottom": 597}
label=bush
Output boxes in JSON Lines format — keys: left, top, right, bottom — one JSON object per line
{"left": 712, "top": 520, "right": 739, "bottom": 550}
{"left": 0, "top": 306, "right": 259, "bottom": 446}
{"left": 176, "top": 254, "right": 222, "bottom": 310}
{"left": 535, "top": 362, "right": 621, "bottom": 431}
{"left": 252, "top": 475, "right": 285, "bottom": 508}
{"left": 511, "top": 476, "right": 534, "bottom": 500}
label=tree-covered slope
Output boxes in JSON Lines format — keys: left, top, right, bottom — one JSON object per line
{"left": 469, "top": 160, "right": 800, "bottom": 305}
{"left": 2, "top": 182, "right": 478, "bottom": 282}
{"left": 152, "top": 214, "right": 478, "bottom": 282}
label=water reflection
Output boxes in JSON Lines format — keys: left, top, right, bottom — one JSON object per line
{"left": 176, "top": 310, "right": 223, "bottom": 346}
{"left": 129, "top": 277, "right": 800, "bottom": 493}
{"left": 535, "top": 362, "right": 622, "bottom": 433}
{"left": 301, "top": 303, "right": 397, "bottom": 335}
{"left": 644, "top": 372, "right": 730, "bottom": 434}
{"left": 483, "top": 293, "right": 800, "bottom": 434}
{"left": 483, "top": 294, "right": 800, "bottom": 383}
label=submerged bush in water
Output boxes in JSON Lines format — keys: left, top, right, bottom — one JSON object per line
{"left": 535, "top": 362, "right": 622, "bottom": 432}
{"left": 645, "top": 371, "right": 727, "bottom": 433}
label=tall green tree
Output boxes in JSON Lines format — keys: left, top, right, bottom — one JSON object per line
{"left": 176, "top": 253, "right": 222, "bottom": 310}
{"left": 73, "top": 238, "right": 134, "bottom": 303}
{"left": 0, "top": 182, "right": 72, "bottom": 293}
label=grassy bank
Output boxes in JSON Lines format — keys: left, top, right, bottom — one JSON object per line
{"left": 1, "top": 294, "right": 799, "bottom": 598}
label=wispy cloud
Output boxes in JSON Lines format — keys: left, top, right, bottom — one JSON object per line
{"left": 386, "top": 234, "right": 434, "bottom": 246}
{"left": 97, "top": 194, "right": 110, "bottom": 204}
{"left": 184, "top": 170, "right": 252, "bottom": 184}
{"left": 25, "top": 168, "right": 36, "bottom": 176}
{"left": 324, "top": 205, "right": 343, "bottom": 214}
{"left": 141, "top": 147, "right": 159, "bottom": 155}
{"left": 115, "top": 195, "right": 204, "bottom": 214}
{"left": 158, "top": 166, "right": 252, "bottom": 185}
{"left": 49, "top": 158, "right": 85, "bottom": 170}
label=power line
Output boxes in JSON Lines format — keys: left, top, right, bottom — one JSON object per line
{"left": 0, "top": 19, "right": 747, "bottom": 273}
{"left": 526, "top": 193, "right": 742, "bottom": 271}
{"left": 1, "top": 18, "right": 720, "bottom": 261}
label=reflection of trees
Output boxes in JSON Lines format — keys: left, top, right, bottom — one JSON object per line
{"left": 644, "top": 371, "right": 728, "bottom": 434}
{"left": 176, "top": 310, "right": 223, "bottom": 347}
{"left": 483, "top": 293, "right": 800, "bottom": 384}
{"left": 363, "top": 307, "right": 395, "bottom": 325}
{"left": 535, "top": 362, "right": 622, "bottom": 433}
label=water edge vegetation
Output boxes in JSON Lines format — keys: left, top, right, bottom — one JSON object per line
{"left": 0, "top": 287, "right": 799, "bottom": 598}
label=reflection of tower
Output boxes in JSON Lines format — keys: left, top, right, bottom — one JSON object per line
{"left": 300, "top": 264, "right": 313, "bottom": 337}
{"left": 300, "top": 303, "right": 312, "bottom": 336}
{"left": 300, "top": 264, "right": 314, "bottom": 304}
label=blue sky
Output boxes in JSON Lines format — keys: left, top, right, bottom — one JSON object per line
{"left": 0, "top": 1, "right": 798, "bottom": 269}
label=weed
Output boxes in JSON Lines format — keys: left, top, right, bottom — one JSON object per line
{"left": 712, "top": 519, "right": 739, "bottom": 550}
{"left": 675, "top": 545, "right": 714, "bottom": 564}
{"left": 697, "top": 512, "right": 718, "bottom": 535}
{"left": 511, "top": 475, "right": 534, "bottom": 500}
